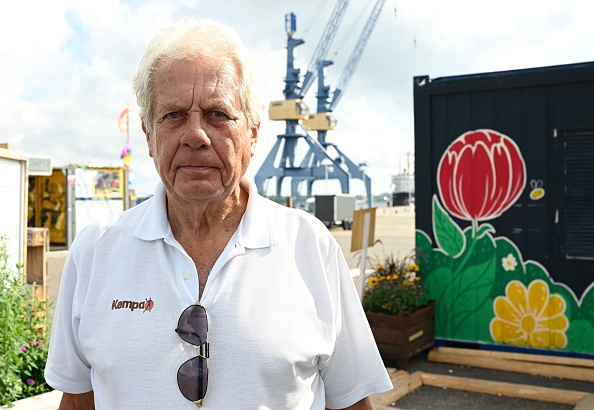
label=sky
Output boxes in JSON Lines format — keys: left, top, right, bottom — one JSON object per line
{"left": 2, "top": 0, "right": 594, "bottom": 198}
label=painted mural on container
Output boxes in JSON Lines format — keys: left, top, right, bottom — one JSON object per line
{"left": 416, "top": 129, "right": 594, "bottom": 354}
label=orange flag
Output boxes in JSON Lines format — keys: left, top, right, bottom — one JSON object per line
{"left": 117, "top": 108, "right": 129, "bottom": 134}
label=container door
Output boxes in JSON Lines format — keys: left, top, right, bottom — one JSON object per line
{"left": 554, "top": 129, "right": 594, "bottom": 296}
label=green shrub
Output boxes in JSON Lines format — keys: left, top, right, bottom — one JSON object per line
{"left": 0, "top": 236, "right": 52, "bottom": 406}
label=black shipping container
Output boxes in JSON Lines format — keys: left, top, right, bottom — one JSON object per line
{"left": 414, "top": 62, "right": 594, "bottom": 356}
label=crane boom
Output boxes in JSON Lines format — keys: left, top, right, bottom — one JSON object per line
{"left": 300, "top": 0, "right": 350, "bottom": 96}
{"left": 329, "top": 0, "right": 385, "bottom": 111}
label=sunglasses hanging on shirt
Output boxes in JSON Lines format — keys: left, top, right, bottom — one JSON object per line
{"left": 175, "top": 302, "right": 209, "bottom": 405}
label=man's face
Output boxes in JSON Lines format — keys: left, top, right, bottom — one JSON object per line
{"left": 144, "top": 57, "right": 258, "bottom": 203}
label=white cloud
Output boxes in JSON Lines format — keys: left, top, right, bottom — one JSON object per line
{"left": 2, "top": 0, "right": 594, "bottom": 198}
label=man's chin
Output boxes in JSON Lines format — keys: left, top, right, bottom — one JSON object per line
{"left": 168, "top": 180, "right": 224, "bottom": 200}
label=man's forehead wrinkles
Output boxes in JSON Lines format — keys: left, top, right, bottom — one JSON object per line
{"left": 152, "top": 58, "right": 240, "bottom": 116}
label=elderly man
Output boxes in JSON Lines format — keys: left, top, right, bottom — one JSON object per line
{"left": 45, "top": 17, "right": 392, "bottom": 409}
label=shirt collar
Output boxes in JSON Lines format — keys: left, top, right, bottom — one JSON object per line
{"left": 134, "top": 178, "right": 276, "bottom": 250}
{"left": 237, "top": 178, "right": 277, "bottom": 249}
{"left": 133, "top": 182, "right": 170, "bottom": 241}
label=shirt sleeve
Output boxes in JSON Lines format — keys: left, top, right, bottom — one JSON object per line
{"left": 44, "top": 242, "right": 93, "bottom": 394}
{"left": 320, "top": 243, "right": 393, "bottom": 409}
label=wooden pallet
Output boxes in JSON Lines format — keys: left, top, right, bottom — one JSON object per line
{"left": 370, "top": 348, "right": 594, "bottom": 410}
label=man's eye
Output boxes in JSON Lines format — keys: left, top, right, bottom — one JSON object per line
{"left": 167, "top": 112, "right": 182, "bottom": 119}
{"left": 212, "top": 111, "right": 228, "bottom": 119}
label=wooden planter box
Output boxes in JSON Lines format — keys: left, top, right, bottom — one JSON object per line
{"left": 365, "top": 300, "right": 435, "bottom": 369}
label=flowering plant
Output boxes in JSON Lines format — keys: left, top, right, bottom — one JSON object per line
{"left": 0, "top": 236, "right": 52, "bottom": 405}
{"left": 18, "top": 338, "right": 50, "bottom": 398}
{"left": 362, "top": 252, "right": 425, "bottom": 316}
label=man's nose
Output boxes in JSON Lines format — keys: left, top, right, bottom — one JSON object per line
{"left": 182, "top": 113, "right": 211, "bottom": 148}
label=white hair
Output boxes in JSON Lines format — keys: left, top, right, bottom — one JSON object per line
{"left": 132, "top": 17, "right": 263, "bottom": 133}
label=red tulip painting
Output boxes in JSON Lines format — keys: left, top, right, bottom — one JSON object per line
{"left": 419, "top": 129, "right": 532, "bottom": 342}
{"left": 437, "top": 129, "right": 526, "bottom": 222}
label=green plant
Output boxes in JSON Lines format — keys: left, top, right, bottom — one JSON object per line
{"left": 362, "top": 251, "right": 425, "bottom": 316}
{"left": 0, "top": 236, "right": 52, "bottom": 406}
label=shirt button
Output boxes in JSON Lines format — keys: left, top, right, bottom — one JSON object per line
{"left": 182, "top": 272, "right": 191, "bottom": 280}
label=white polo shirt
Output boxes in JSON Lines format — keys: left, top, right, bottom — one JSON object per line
{"left": 45, "top": 180, "right": 392, "bottom": 409}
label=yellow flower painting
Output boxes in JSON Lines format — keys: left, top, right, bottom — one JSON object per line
{"left": 490, "top": 280, "right": 568, "bottom": 348}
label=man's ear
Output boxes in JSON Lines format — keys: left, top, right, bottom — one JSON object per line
{"left": 250, "top": 122, "right": 260, "bottom": 157}
{"left": 142, "top": 122, "right": 154, "bottom": 158}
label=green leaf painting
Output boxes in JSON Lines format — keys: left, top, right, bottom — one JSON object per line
{"left": 419, "top": 193, "right": 594, "bottom": 355}
{"left": 433, "top": 197, "right": 465, "bottom": 258}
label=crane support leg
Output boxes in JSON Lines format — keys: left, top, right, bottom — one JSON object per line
{"left": 332, "top": 144, "right": 373, "bottom": 207}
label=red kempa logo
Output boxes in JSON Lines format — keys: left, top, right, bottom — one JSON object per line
{"left": 111, "top": 298, "right": 154, "bottom": 312}
{"left": 143, "top": 298, "right": 154, "bottom": 312}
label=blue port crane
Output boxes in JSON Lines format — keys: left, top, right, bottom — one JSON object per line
{"left": 254, "top": 0, "right": 384, "bottom": 207}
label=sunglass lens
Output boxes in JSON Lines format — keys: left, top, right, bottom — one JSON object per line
{"left": 177, "top": 304, "right": 208, "bottom": 345}
{"left": 177, "top": 356, "right": 208, "bottom": 402}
